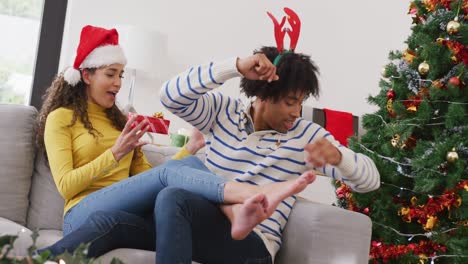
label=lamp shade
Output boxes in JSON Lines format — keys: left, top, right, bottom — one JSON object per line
{"left": 116, "top": 24, "right": 167, "bottom": 76}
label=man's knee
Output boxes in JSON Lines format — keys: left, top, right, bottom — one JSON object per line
{"left": 155, "top": 187, "right": 192, "bottom": 217}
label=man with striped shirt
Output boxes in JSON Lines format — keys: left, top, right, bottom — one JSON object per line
{"left": 159, "top": 46, "right": 380, "bottom": 264}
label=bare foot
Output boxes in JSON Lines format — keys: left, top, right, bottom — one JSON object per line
{"left": 231, "top": 193, "right": 268, "bottom": 240}
{"left": 229, "top": 171, "right": 316, "bottom": 240}
{"left": 185, "top": 128, "right": 205, "bottom": 154}
{"left": 260, "top": 171, "right": 316, "bottom": 215}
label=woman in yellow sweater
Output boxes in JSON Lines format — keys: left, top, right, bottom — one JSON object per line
{"left": 34, "top": 25, "right": 204, "bottom": 256}
{"left": 36, "top": 25, "right": 316, "bottom": 262}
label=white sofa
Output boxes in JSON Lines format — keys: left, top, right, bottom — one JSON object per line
{"left": 0, "top": 104, "right": 372, "bottom": 264}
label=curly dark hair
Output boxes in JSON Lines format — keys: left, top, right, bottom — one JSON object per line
{"left": 240, "top": 46, "right": 320, "bottom": 102}
{"left": 36, "top": 68, "right": 127, "bottom": 160}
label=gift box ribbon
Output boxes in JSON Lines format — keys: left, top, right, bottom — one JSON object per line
{"left": 128, "top": 112, "right": 170, "bottom": 135}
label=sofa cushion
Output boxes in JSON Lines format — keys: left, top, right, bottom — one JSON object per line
{"left": 0, "top": 104, "right": 37, "bottom": 226}
{"left": 36, "top": 229, "right": 62, "bottom": 249}
{"left": 27, "top": 150, "right": 64, "bottom": 230}
{"left": 142, "top": 145, "right": 205, "bottom": 167}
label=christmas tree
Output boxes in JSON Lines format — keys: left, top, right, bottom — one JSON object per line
{"left": 334, "top": 0, "right": 467, "bottom": 263}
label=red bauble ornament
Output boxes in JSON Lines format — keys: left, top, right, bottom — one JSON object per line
{"left": 372, "top": 241, "right": 382, "bottom": 247}
{"left": 363, "top": 207, "right": 370, "bottom": 214}
{"left": 449, "top": 76, "right": 460, "bottom": 86}
{"left": 387, "top": 89, "right": 395, "bottom": 99}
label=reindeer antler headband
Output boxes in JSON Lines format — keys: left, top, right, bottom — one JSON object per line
{"left": 267, "top": 7, "right": 301, "bottom": 66}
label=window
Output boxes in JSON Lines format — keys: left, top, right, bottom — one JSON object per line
{"left": 0, "top": 0, "right": 44, "bottom": 104}
{"left": 0, "top": 0, "right": 67, "bottom": 109}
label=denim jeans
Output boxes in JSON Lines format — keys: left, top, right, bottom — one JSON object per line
{"left": 62, "top": 156, "right": 226, "bottom": 235}
{"left": 40, "top": 156, "right": 272, "bottom": 263}
{"left": 41, "top": 210, "right": 156, "bottom": 258}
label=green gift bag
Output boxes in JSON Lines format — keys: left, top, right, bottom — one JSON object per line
{"left": 170, "top": 133, "right": 189, "bottom": 147}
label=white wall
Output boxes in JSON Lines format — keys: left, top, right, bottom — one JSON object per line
{"left": 60, "top": 0, "right": 412, "bottom": 204}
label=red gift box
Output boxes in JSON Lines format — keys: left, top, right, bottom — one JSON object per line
{"left": 128, "top": 112, "right": 170, "bottom": 135}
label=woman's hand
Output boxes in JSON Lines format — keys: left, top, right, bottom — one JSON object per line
{"left": 111, "top": 115, "right": 149, "bottom": 161}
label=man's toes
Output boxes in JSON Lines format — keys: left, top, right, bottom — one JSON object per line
{"left": 306, "top": 174, "right": 316, "bottom": 183}
{"left": 302, "top": 171, "right": 316, "bottom": 183}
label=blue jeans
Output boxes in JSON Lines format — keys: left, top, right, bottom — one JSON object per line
{"left": 40, "top": 156, "right": 272, "bottom": 263}
{"left": 62, "top": 156, "right": 226, "bottom": 235}
{"left": 40, "top": 210, "right": 157, "bottom": 258}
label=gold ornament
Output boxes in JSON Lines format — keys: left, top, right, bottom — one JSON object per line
{"left": 423, "top": 0, "right": 435, "bottom": 11}
{"left": 446, "top": 148, "right": 459, "bottom": 163}
{"left": 399, "top": 207, "right": 410, "bottom": 216}
{"left": 381, "top": 66, "right": 388, "bottom": 78}
{"left": 386, "top": 98, "right": 395, "bottom": 116}
{"left": 386, "top": 98, "right": 393, "bottom": 108}
{"left": 407, "top": 105, "right": 417, "bottom": 112}
{"left": 391, "top": 134, "right": 401, "bottom": 147}
{"left": 447, "top": 18, "right": 460, "bottom": 35}
{"left": 399, "top": 207, "right": 412, "bottom": 223}
{"left": 403, "top": 49, "right": 417, "bottom": 63}
{"left": 424, "top": 216, "right": 437, "bottom": 230}
{"left": 419, "top": 254, "right": 428, "bottom": 264}
{"left": 418, "top": 61, "right": 430, "bottom": 75}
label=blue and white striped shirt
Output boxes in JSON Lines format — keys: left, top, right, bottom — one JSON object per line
{"left": 160, "top": 57, "right": 380, "bottom": 258}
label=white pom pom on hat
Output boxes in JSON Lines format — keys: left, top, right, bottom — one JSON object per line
{"left": 63, "top": 25, "right": 127, "bottom": 85}
{"left": 63, "top": 67, "right": 81, "bottom": 86}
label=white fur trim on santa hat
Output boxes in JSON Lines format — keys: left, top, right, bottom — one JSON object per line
{"left": 64, "top": 67, "right": 82, "bottom": 86}
{"left": 80, "top": 45, "right": 127, "bottom": 69}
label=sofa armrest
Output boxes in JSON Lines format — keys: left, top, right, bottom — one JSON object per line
{"left": 0, "top": 217, "right": 33, "bottom": 257}
{"left": 275, "top": 199, "right": 371, "bottom": 264}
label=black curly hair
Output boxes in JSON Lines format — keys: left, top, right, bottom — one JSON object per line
{"left": 240, "top": 46, "right": 320, "bottom": 102}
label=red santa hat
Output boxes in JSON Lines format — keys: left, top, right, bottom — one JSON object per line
{"left": 64, "top": 25, "right": 127, "bottom": 85}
